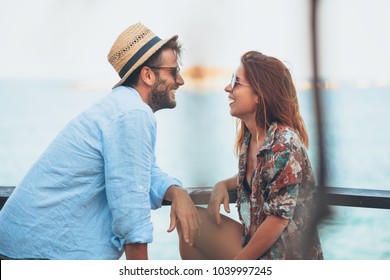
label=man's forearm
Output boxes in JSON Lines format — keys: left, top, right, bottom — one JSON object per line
{"left": 164, "top": 185, "right": 185, "bottom": 202}
{"left": 124, "top": 243, "right": 148, "bottom": 260}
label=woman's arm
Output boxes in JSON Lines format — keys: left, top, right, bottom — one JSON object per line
{"left": 234, "top": 215, "right": 289, "bottom": 260}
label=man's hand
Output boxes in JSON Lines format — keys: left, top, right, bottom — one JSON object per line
{"left": 164, "top": 185, "right": 200, "bottom": 246}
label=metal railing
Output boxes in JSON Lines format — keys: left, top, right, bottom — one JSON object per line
{"left": 165, "top": 186, "right": 390, "bottom": 210}
{"left": 1, "top": 186, "right": 390, "bottom": 210}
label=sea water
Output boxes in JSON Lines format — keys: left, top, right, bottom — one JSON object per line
{"left": 0, "top": 79, "right": 389, "bottom": 259}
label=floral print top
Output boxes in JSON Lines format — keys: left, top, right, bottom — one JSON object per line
{"left": 237, "top": 123, "right": 323, "bottom": 259}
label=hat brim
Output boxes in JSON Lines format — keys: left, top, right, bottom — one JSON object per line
{"left": 112, "top": 35, "right": 178, "bottom": 89}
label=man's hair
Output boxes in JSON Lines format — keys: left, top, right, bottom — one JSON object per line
{"left": 122, "top": 37, "right": 182, "bottom": 87}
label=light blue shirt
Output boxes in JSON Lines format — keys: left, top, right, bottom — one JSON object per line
{"left": 0, "top": 86, "right": 181, "bottom": 259}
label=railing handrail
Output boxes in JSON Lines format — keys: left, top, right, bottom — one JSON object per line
{"left": 1, "top": 186, "right": 390, "bottom": 210}
{"left": 168, "top": 186, "right": 390, "bottom": 210}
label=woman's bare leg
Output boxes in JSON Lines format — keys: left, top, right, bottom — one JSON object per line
{"left": 177, "top": 206, "right": 243, "bottom": 259}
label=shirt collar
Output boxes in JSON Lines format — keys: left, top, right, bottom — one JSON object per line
{"left": 242, "top": 122, "right": 279, "bottom": 155}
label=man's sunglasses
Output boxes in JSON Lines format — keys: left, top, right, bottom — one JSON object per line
{"left": 147, "top": 66, "right": 181, "bottom": 80}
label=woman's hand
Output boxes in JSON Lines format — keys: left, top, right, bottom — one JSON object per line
{"left": 207, "top": 181, "right": 231, "bottom": 224}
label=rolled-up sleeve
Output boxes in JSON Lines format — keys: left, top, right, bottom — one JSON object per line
{"left": 149, "top": 158, "right": 182, "bottom": 209}
{"left": 102, "top": 110, "right": 155, "bottom": 250}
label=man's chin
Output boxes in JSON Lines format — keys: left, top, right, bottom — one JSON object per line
{"left": 165, "top": 102, "right": 176, "bottom": 109}
{"left": 167, "top": 96, "right": 177, "bottom": 108}
{"left": 154, "top": 102, "right": 176, "bottom": 112}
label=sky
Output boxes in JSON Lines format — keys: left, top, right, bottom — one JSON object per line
{"left": 0, "top": 0, "right": 389, "bottom": 86}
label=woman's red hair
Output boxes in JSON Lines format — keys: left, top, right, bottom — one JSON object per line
{"left": 235, "top": 51, "right": 309, "bottom": 155}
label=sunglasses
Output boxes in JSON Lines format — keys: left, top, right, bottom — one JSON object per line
{"left": 230, "top": 73, "right": 250, "bottom": 89}
{"left": 148, "top": 66, "right": 181, "bottom": 80}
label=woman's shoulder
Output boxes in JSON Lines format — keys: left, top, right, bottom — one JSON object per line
{"left": 272, "top": 124, "right": 305, "bottom": 151}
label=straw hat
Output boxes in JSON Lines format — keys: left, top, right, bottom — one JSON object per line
{"left": 108, "top": 22, "right": 178, "bottom": 88}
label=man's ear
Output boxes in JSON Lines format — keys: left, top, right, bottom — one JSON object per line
{"left": 139, "top": 66, "right": 155, "bottom": 86}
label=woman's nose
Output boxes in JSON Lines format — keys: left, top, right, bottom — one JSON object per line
{"left": 225, "top": 83, "right": 232, "bottom": 93}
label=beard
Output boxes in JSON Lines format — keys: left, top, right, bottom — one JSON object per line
{"left": 148, "top": 75, "right": 177, "bottom": 112}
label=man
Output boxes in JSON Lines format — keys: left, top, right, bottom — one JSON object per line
{"left": 0, "top": 22, "right": 199, "bottom": 260}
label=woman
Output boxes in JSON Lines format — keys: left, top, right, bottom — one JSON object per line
{"left": 178, "top": 51, "right": 323, "bottom": 259}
